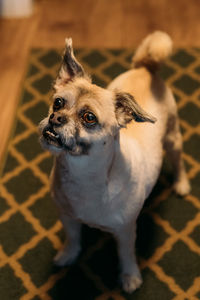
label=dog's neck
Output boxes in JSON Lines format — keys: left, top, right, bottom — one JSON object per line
{"left": 56, "top": 135, "right": 118, "bottom": 184}
{"left": 54, "top": 132, "right": 142, "bottom": 204}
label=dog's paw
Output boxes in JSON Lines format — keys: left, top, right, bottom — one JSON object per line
{"left": 54, "top": 245, "right": 80, "bottom": 267}
{"left": 121, "top": 273, "right": 143, "bottom": 293}
{"left": 174, "top": 177, "right": 191, "bottom": 196}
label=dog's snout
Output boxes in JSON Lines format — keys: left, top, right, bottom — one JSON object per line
{"left": 49, "top": 113, "right": 67, "bottom": 126}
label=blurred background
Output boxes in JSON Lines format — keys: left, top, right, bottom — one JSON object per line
{"left": 0, "top": 0, "right": 200, "bottom": 162}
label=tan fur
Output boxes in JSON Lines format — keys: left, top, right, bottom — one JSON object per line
{"left": 108, "top": 67, "right": 168, "bottom": 147}
{"left": 132, "top": 31, "right": 173, "bottom": 70}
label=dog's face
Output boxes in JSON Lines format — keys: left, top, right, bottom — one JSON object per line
{"left": 39, "top": 38, "right": 156, "bottom": 156}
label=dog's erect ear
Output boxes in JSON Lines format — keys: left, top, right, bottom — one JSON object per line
{"left": 115, "top": 92, "right": 157, "bottom": 127}
{"left": 55, "top": 38, "right": 86, "bottom": 87}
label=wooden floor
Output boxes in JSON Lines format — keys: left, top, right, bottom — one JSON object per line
{"left": 1, "top": 0, "right": 200, "bottom": 162}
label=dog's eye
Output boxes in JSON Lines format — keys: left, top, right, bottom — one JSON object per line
{"left": 82, "top": 112, "right": 97, "bottom": 125}
{"left": 53, "top": 98, "right": 64, "bottom": 110}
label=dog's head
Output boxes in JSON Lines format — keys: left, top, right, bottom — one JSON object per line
{"left": 39, "top": 38, "right": 156, "bottom": 156}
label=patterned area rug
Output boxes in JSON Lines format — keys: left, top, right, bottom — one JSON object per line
{"left": 0, "top": 48, "right": 200, "bottom": 300}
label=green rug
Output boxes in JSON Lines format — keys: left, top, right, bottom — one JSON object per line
{"left": 0, "top": 48, "right": 200, "bottom": 300}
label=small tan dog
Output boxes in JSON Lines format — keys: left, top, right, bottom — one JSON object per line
{"left": 39, "top": 31, "right": 190, "bottom": 293}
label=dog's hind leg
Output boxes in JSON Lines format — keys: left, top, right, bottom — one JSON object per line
{"left": 163, "top": 114, "right": 191, "bottom": 196}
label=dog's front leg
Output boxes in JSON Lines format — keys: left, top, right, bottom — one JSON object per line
{"left": 54, "top": 215, "right": 81, "bottom": 266}
{"left": 114, "top": 223, "right": 142, "bottom": 293}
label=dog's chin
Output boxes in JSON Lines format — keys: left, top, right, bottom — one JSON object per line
{"left": 39, "top": 135, "right": 63, "bottom": 155}
{"left": 40, "top": 136, "right": 90, "bottom": 157}
{"left": 39, "top": 125, "right": 65, "bottom": 155}
{"left": 40, "top": 127, "right": 83, "bottom": 156}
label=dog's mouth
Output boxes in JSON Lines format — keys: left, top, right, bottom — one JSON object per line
{"left": 41, "top": 125, "right": 90, "bottom": 155}
{"left": 42, "top": 126, "right": 63, "bottom": 147}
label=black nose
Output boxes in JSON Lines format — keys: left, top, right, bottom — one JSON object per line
{"left": 49, "top": 113, "right": 67, "bottom": 126}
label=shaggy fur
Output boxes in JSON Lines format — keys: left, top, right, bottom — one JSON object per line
{"left": 39, "top": 31, "right": 190, "bottom": 293}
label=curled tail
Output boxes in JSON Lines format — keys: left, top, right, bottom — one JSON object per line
{"left": 132, "top": 31, "right": 173, "bottom": 72}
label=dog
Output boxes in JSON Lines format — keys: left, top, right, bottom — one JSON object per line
{"left": 39, "top": 31, "right": 190, "bottom": 293}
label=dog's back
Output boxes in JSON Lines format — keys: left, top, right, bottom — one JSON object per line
{"left": 108, "top": 31, "right": 190, "bottom": 197}
{"left": 108, "top": 31, "right": 174, "bottom": 147}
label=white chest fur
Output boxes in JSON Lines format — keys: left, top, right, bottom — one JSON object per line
{"left": 51, "top": 133, "right": 163, "bottom": 232}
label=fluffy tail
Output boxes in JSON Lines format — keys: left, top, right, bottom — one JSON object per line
{"left": 132, "top": 31, "right": 173, "bottom": 72}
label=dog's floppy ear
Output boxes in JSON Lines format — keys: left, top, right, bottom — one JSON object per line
{"left": 55, "top": 38, "right": 86, "bottom": 87}
{"left": 115, "top": 92, "right": 157, "bottom": 127}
